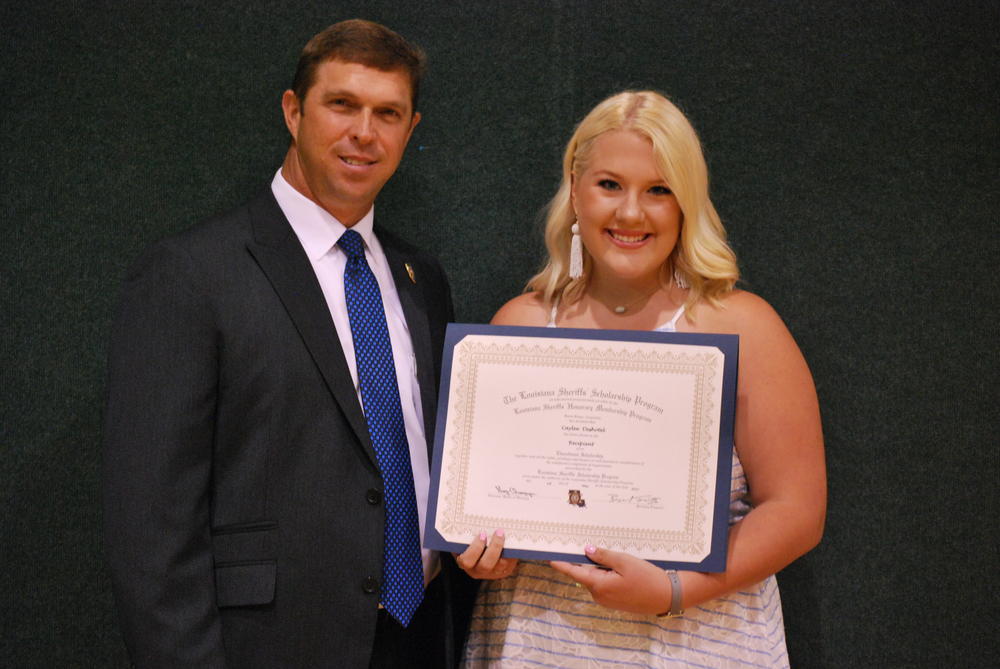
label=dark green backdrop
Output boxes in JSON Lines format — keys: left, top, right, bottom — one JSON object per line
{"left": 4, "top": 1, "right": 997, "bottom": 667}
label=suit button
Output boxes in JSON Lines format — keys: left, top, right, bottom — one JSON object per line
{"left": 362, "top": 576, "right": 380, "bottom": 594}
{"left": 366, "top": 489, "right": 382, "bottom": 505}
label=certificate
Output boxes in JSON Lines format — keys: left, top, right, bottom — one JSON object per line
{"left": 424, "top": 323, "right": 738, "bottom": 571}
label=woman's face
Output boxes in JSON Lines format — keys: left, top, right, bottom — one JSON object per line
{"left": 572, "top": 130, "right": 682, "bottom": 286}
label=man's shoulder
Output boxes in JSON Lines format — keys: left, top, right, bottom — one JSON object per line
{"left": 125, "top": 189, "right": 278, "bottom": 282}
{"left": 375, "top": 226, "right": 448, "bottom": 278}
{"left": 148, "top": 188, "right": 281, "bottom": 253}
{"left": 175, "top": 189, "right": 278, "bottom": 247}
{"left": 375, "top": 225, "right": 432, "bottom": 258}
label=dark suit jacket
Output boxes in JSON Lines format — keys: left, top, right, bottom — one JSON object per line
{"left": 103, "top": 189, "right": 463, "bottom": 668}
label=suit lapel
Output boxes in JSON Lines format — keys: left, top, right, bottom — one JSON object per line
{"left": 382, "top": 238, "right": 438, "bottom": 463}
{"left": 244, "top": 191, "right": 378, "bottom": 467}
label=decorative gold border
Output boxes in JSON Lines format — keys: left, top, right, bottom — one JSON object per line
{"left": 436, "top": 336, "right": 723, "bottom": 559}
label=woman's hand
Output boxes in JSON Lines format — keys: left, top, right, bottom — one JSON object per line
{"left": 550, "top": 545, "right": 673, "bottom": 615}
{"left": 454, "top": 529, "right": 519, "bottom": 580}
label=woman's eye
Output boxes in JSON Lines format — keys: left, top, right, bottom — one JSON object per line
{"left": 650, "top": 185, "right": 673, "bottom": 195}
{"left": 597, "top": 179, "right": 620, "bottom": 191}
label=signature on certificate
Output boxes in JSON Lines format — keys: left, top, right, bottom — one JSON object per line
{"left": 607, "top": 493, "right": 662, "bottom": 508}
{"left": 492, "top": 485, "right": 536, "bottom": 500}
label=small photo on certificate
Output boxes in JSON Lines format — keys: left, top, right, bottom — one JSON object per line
{"left": 424, "top": 323, "right": 738, "bottom": 572}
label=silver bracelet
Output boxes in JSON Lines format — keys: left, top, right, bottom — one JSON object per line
{"left": 656, "top": 570, "right": 684, "bottom": 618}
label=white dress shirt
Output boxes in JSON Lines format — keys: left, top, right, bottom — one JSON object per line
{"left": 271, "top": 169, "right": 437, "bottom": 584}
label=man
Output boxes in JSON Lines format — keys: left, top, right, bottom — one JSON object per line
{"left": 104, "top": 20, "right": 463, "bottom": 668}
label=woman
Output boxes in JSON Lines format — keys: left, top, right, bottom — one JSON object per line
{"left": 457, "top": 91, "right": 826, "bottom": 668}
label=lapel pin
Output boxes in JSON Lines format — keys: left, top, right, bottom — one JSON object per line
{"left": 404, "top": 262, "right": 416, "bottom": 284}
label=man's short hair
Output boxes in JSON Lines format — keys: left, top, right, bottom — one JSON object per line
{"left": 291, "top": 19, "right": 426, "bottom": 111}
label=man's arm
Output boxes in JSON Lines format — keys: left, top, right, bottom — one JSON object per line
{"left": 103, "top": 241, "right": 227, "bottom": 668}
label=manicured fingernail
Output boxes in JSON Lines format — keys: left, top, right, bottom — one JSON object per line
{"left": 585, "top": 545, "right": 596, "bottom": 555}
{"left": 496, "top": 529, "right": 505, "bottom": 537}
{"left": 479, "top": 532, "right": 487, "bottom": 541}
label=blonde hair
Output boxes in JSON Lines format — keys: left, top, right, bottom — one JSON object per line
{"left": 527, "top": 91, "right": 739, "bottom": 310}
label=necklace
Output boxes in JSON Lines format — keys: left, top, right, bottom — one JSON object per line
{"left": 611, "top": 284, "right": 663, "bottom": 314}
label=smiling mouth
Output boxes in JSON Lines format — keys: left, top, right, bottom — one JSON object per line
{"left": 607, "top": 230, "right": 650, "bottom": 244}
{"left": 341, "top": 156, "right": 376, "bottom": 166}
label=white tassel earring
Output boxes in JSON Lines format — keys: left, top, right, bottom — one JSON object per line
{"left": 673, "top": 266, "right": 689, "bottom": 289}
{"left": 569, "top": 221, "right": 584, "bottom": 279}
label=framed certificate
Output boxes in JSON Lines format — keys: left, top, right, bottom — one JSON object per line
{"left": 423, "top": 323, "right": 738, "bottom": 571}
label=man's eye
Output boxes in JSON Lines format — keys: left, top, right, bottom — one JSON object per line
{"left": 598, "top": 179, "right": 620, "bottom": 190}
{"left": 379, "top": 109, "right": 401, "bottom": 119}
{"left": 650, "top": 185, "right": 673, "bottom": 195}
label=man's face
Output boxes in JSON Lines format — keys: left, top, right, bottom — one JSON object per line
{"left": 282, "top": 59, "right": 420, "bottom": 225}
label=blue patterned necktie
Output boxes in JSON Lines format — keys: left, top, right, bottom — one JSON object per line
{"left": 338, "top": 229, "right": 424, "bottom": 626}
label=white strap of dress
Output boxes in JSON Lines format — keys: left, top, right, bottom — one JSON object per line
{"left": 659, "top": 304, "right": 686, "bottom": 332}
{"left": 547, "top": 301, "right": 559, "bottom": 328}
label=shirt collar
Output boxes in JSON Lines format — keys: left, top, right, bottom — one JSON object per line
{"left": 271, "top": 168, "right": 376, "bottom": 261}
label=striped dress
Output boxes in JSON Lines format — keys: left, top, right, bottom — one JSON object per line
{"left": 462, "top": 307, "right": 789, "bottom": 668}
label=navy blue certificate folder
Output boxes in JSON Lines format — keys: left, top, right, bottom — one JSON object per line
{"left": 424, "top": 323, "right": 738, "bottom": 572}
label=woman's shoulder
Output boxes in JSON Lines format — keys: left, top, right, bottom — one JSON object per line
{"left": 693, "top": 288, "right": 810, "bottom": 387}
{"left": 689, "top": 289, "right": 786, "bottom": 335}
{"left": 491, "top": 291, "right": 551, "bottom": 326}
